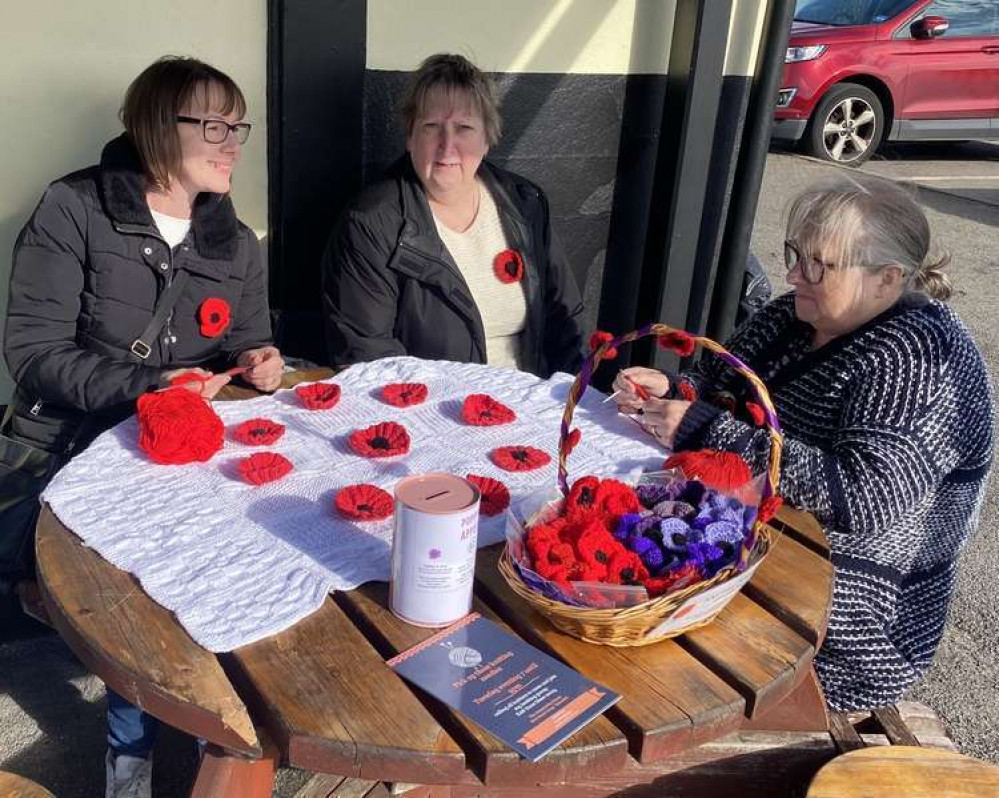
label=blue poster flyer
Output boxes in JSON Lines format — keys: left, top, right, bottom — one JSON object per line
{"left": 386, "top": 612, "right": 620, "bottom": 762}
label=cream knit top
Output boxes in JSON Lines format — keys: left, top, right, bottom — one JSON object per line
{"left": 433, "top": 182, "right": 528, "bottom": 369}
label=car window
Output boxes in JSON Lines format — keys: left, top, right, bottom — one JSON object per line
{"left": 911, "top": 0, "right": 999, "bottom": 37}
{"left": 795, "top": 0, "right": 917, "bottom": 26}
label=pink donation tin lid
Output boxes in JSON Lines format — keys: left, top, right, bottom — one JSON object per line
{"left": 394, "top": 473, "right": 479, "bottom": 514}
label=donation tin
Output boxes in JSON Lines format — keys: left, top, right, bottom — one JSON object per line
{"left": 390, "top": 473, "right": 481, "bottom": 627}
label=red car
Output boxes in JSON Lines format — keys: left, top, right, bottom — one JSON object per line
{"left": 773, "top": 0, "right": 999, "bottom": 164}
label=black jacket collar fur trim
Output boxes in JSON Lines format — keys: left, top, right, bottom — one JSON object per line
{"left": 97, "top": 134, "right": 239, "bottom": 260}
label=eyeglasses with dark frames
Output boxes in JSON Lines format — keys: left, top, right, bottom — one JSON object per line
{"left": 784, "top": 239, "right": 837, "bottom": 285}
{"left": 176, "top": 115, "right": 251, "bottom": 144}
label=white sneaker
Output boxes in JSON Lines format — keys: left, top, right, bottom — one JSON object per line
{"left": 105, "top": 749, "right": 152, "bottom": 798}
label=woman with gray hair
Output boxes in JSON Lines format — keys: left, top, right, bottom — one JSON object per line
{"left": 612, "top": 176, "right": 994, "bottom": 710}
{"left": 321, "top": 53, "right": 584, "bottom": 376}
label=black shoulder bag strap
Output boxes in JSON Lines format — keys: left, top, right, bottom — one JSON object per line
{"left": 127, "top": 271, "right": 190, "bottom": 363}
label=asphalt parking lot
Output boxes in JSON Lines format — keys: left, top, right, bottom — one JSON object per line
{"left": 1, "top": 140, "right": 996, "bottom": 796}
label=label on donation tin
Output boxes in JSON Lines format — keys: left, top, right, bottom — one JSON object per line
{"left": 391, "top": 473, "right": 481, "bottom": 627}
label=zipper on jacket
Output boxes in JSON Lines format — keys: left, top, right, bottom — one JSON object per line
{"left": 113, "top": 222, "right": 176, "bottom": 358}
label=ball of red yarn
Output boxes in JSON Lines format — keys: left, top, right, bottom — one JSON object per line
{"left": 664, "top": 449, "right": 752, "bottom": 492}
{"left": 137, "top": 387, "right": 224, "bottom": 465}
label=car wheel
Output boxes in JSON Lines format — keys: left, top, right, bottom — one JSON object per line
{"left": 805, "top": 83, "right": 884, "bottom": 166}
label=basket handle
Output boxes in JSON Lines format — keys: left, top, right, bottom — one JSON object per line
{"left": 558, "top": 323, "right": 784, "bottom": 502}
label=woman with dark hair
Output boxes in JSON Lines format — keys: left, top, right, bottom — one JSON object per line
{"left": 321, "top": 53, "right": 584, "bottom": 376}
{"left": 3, "top": 55, "right": 283, "bottom": 796}
{"left": 612, "top": 176, "right": 995, "bottom": 712}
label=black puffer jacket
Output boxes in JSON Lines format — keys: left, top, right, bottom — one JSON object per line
{"left": 3, "top": 134, "right": 272, "bottom": 452}
{"left": 321, "top": 158, "right": 584, "bottom": 377}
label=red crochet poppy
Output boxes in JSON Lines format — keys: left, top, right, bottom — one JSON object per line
{"left": 533, "top": 541, "right": 579, "bottom": 584}
{"left": 745, "top": 401, "right": 766, "bottom": 428}
{"left": 645, "top": 562, "right": 703, "bottom": 597}
{"left": 198, "top": 297, "right": 230, "bottom": 338}
{"left": 296, "top": 382, "right": 341, "bottom": 410}
{"left": 491, "top": 445, "right": 551, "bottom": 472}
{"left": 380, "top": 382, "right": 428, "bottom": 407}
{"left": 461, "top": 394, "right": 516, "bottom": 426}
{"left": 349, "top": 421, "right": 410, "bottom": 458}
{"left": 136, "top": 387, "right": 224, "bottom": 465}
{"left": 589, "top": 331, "right": 618, "bottom": 359}
{"left": 232, "top": 418, "right": 285, "bottom": 445}
{"left": 607, "top": 549, "right": 650, "bottom": 585}
{"left": 757, "top": 495, "right": 784, "bottom": 524}
{"left": 664, "top": 449, "right": 752, "bottom": 492}
{"left": 575, "top": 519, "right": 625, "bottom": 580}
{"left": 237, "top": 452, "right": 293, "bottom": 485}
{"left": 657, "top": 330, "right": 696, "bottom": 357}
{"left": 526, "top": 521, "right": 563, "bottom": 563}
{"left": 565, "top": 428, "right": 582, "bottom": 455}
{"left": 595, "top": 479, "right": 641, "bottom": 516}
{"left": 466, "top": 474, "right": 510, "bottom": 517}
{"left": 566, "top": 476, "right": 600, "bottom": 516}
{"left": 335, "top": 484, "right": 394, "bottom": 520}
{"left": 493, "top": 249, "right": 524, "bottom": 284}
{"left": 678, "top": 382, "right": 699, "bottom": 402}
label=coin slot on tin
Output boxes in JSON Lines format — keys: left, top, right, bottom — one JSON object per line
{"left": 424, "top": 490, "right": 451, "bottom": 502}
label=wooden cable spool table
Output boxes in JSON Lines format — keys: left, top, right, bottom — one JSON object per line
{"left": 35, "top": 370, "right": 836, "bottom": 797}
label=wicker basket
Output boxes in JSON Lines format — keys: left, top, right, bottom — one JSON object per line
{"left": 498, "top": 322, "right": 785, "bottom": 646}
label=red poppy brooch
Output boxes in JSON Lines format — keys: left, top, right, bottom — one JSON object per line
{"left": 462, "top": 394, "right": 516, "bottom": 426}
{"left": 349, "top": 421, "right": 410, "bottom": 458}
{"left": 493, "top": 249, "right": 524, "bottom": 284}
{"left": 491, "top": 445, "right": 551, "bottom": 472}
{"left": 232, "top": 418, "right": 285, "bottom": 446}
{"left": 296, "top": 382, "right": 341, "bottom": 410}
{"left": 198, "top": 297, "right": 230, "bottom": 338}
{"left": 335, "top": 484, "right": 394, "bottom": 520}
{"left": 466, "top": 474, "right": 510, "bottom": 517}
{"left": 238, "top": 452, "right": 293, "bottom": 485}
{"left": 136, "top": 387, "right": 224, "bottom": 465}
{"left": 381, "top": 382, "right": 428, "bottom": 407}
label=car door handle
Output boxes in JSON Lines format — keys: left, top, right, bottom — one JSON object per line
{"left": 981, "top": 45, "right": 999, "bottom": 54}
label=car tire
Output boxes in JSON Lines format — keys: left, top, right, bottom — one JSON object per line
{"left": 805, "top": 83, "right": 885, "bottom": 166}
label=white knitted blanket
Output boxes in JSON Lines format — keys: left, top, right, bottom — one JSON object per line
{"left": 41, "top": 357, "right": 665, "bottom": 651}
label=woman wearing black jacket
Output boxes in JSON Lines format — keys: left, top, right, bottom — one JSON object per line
{"left": 2, "top": 56, "right": 283, "bottom": 797}
{"left": 322, "top": 54, "right": 584, "bottom": 377}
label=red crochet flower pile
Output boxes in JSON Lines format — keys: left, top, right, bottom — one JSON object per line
{"left": 232, "top": 418, "right": 285, "bottom": 446}
{"left": 380, "top": 382, "right": 428, "bottom": 407}
{"left": 493, "top": 249, "right": 524, "bottom": 284}
{"left": 491, "top": 445, "right": 551, "bottom": 472}
{"left": 349, "top": 421, "right": 410, "bottom": 458}
{"left": 466, "top": 474, "right": 510, "bottom": 517}
{"left": 136, "top": 387, "right": 225, "bottom": 465}
{"left": 335, "top": 484, "right": 394, "bottom": 520}
{"left": 198, "top": 297, "right": 230, "bottom": 338}
{"left": 295, "top": 382, "right": 341, "bottom": 410}
{"left": 462, "top": 394, "right": 516, "bottom": 426}
{"left": 237, "top": 452, "right": 294, "bottom": 485}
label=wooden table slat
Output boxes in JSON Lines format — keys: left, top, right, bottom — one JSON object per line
{"left": 475, "top": 547, "right": 746, "bottom": 763}
{"left": 742, "top": 534, "right": 835, "bottom": 648}
{"left": 226, "top": 598, "right": 468, "bottom": 785}
{"left": 338, "top": 583, "right": 629, "bottom": 786}
{"left": 35, "top": 506, "right": 260, "bottom": 756}
{"left": 772, "top": 507, "right": 831, "bottom": 559}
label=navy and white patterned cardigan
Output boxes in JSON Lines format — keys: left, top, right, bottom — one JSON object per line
{"left": 673, "top": 292, "right": 995, "bottom": 711}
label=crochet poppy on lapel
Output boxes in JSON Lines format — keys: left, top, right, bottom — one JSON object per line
{"left": 466, "top": 474, "right": 511, "bottom": 517}
{"left": 678, "top": 382, "right": 699, "bottom": 402}
{"left": 232, "top": 418, "right": 285, "bottom": 446}
{"left": 137, "top": 387, "right": 224, "bottom": 465}
{"left": 491, "top": 445, "right": 551, "bottom": 472}
{"left": 349, "top": 421, "right": 410, "bottom": 458}
{"left": 745, "top": 401, "right": 767, "bottom": 428}
{"left": 462, "top": 394, "right": 516, "bottom": 426}
{"left": 198, "top": 297, "right": 230, "bottom": 338}
{"left": 493, "top": 249, "right": 524, "bottom": 284}
{"left": 589, "top": 331, "right": 618, "bottom": 359}
{"left": 335, "top": 484, "right": 394, "bottom": 520}
{"left": 296, "top": 382, "right": 341, "bottom": 410}
{"left": 380, "top": 382, "right": 428, "bottom": 407}
{"left": 237, "top": 452, "right": 293, "bottom": 485}
{"left": 657, "top": 330, "right": 696, "bottom": 357}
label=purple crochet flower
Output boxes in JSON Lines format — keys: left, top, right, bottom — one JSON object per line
{"left": 679, "top": 481, "right": 707, "bottom": 506}
{"left": 687, "top": 541, "right": 729, "bottom": 576}
{"left": 614, "top": 513, "right": 646, "bottom": 541}
{"left": 660, "top": 518, "right": 702, "bottom": 552}
{"left": 703, "top": 521, "right": 745, "bottom": 560}
{"left": 652, "top": 499, "right": 696, "bottom": 520}
{"left": 626, "top": 534, "right": 665, "bottom": 571}
{"left": 690, "top": 509, "right": 717, "bottom": 531}
{"left": 637, "top": 482, "right": 681, "bottom": 509}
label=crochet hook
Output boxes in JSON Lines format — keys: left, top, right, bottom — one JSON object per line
{"left": 603, "top": 376, "right": 651, "bottom": 404}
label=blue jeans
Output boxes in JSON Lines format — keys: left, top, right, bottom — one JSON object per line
{"left": 106, "top": 689, "right": 158, "bottom": 758}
